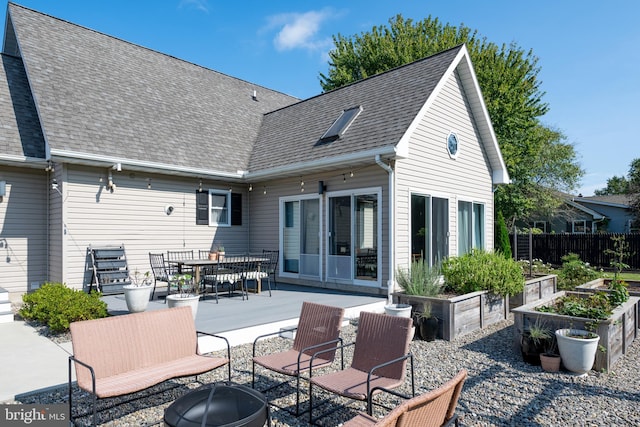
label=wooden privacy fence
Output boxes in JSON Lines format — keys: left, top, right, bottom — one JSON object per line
{"left": 510, "top": 233, "right": 640, "bottom": 269}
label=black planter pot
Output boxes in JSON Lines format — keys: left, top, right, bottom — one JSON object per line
{"left": 418, "top": 316, "right": 439, "bottom": 341}
{"left": 521, "top": 333, "right": 550, "bottom": 365}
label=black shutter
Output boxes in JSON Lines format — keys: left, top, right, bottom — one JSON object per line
{"left": 566, "top": 221, "right": 572, "bottom": 233}
{"left": 196, "top": 191, "right": 208, "bottom": 225}
{"left": 231, "top": 193, "right": 242, "bottom": 226}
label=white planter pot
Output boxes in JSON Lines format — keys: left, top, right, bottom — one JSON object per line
{"left": 384, "top": 303, "right": 414, "bottom": 340}
{"left": 555, "top": 328, "right": 600, "bottom": 375}
{"left": 123, "top": 285, "right": 153, "bottom": 313}
{"left": 166, "top": 294, "right": 200, "bottom": 320}
{"left": 384, "top": 303, "right": 412, "bottom": 318}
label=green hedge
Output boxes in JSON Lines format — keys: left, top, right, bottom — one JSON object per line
{"left": 19, "top": 283, "right": 108, "bottom": 333}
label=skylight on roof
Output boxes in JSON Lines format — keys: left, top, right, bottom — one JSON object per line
{"left": 319, "top": 106, "right": 362, "bottom": 142}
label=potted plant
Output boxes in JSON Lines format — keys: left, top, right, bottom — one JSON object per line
{"left": 555, "top": 328, "right": 600, "bottom": 376}
{"left": 520, "top": 319, "right": 552, "bottom": 365}
{"left": 415, "top": 303, "right": 439, "bottom": 342}
{"left": 166, "top": 274, "right": 200, "bottom": 319}
{"left": 123, "top": 270, "right": 153, "bottom": 313}
{"left": 539, "top": 336, "right": 561, "bottom": 372}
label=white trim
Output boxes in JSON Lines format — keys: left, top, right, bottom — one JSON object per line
{"left": 209, "top": 189, "right": 231, "bottom": 227}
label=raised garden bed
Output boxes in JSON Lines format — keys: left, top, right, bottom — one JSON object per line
{"left": 509, "top": 274, "right": 557, "bottom": 310}
{"left": 577, "top": 279, "right": 640, "bottom": 328}
{"left": 392, "top": 291, "right": 509, "bottom": 341}
{"left": 512, "top": 291, "right": 639, "bottom": 372}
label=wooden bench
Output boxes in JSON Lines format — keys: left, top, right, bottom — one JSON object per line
{"left": 68, "top": 306, "right": 231, "bottom": 425}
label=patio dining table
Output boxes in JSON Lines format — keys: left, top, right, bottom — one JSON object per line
{"left": 173, "top": 256, "right": 269, "bottom": 293}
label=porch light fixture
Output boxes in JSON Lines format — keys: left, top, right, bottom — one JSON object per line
{"left": 44, "top": 160, "right": 54, "bottom": 172}
{"left": 263, "top": 186, "right": 267, "bottom": 195}
{"left": 248, "top": 183, "right": 253, "bottom": 192}
{"left": 107, "top": 171, "right": 116, "bottom": 193}
{"left": 198, "top": 179, "right": 202, "bottom": 192}
{"left": 147, "top": 179, "right": 152, "bottom": 190}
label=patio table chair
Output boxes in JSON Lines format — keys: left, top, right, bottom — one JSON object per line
{"left": 309, "top": 311, "right": 415, "bottom": 424}
{"left": 166, "top": 249, "right": 194, "bottom": 274}
{"left": 262, "top": 249, "right": 279, "bottom": 290}
{"left": 201, "top": 257, "right": 241, "bottom": 303}
{"left": 252, "top": 301, "right": 345, "bottom": 415}
{"left": 342, "top": 369, "right": 467, "bottom": 427}
{"left": 148, "top": 252, "right": 178, "bottom": 300}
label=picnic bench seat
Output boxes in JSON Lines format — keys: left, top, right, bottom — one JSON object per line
{"left": 68, "top": 306, "right": 231, "bottom": 425}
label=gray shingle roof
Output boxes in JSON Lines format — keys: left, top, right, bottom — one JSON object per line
{"left": 0, "top": 53, "right": 45, "bottom": 159}
{"left": 6, "top": 3, "right": 298, "bottom": 175}
{"left": 249, "top": 46, "right": 462, "bottom": 174}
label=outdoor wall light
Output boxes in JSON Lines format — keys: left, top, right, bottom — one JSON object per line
{"left": 318, "top": 180, "right": 327, "bottom": 194}
{"left": 107, "top": 172, "right": 116, "bottom": 193}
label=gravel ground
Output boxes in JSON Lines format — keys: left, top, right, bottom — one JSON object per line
{"left": 10, "top": 315, "right": 640, "bottom": 426}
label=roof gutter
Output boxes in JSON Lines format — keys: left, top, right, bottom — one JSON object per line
{"left": 375, "top": 154, "right": 395, "bottom": 304}
{"left": 245, "top": 146, "right": 397, "bottom": 181}
{"left": 50, "top": 149, "right": 244, "bottom": 180}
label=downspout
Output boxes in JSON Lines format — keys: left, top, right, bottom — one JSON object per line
{"left": 375, "top": 155, "right": 394, "bottom": 304}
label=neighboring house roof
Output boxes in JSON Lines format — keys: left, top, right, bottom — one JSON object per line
{"left": 1, "top": 3, "right": 509, "bottom": 185}
{"left": 0, "top": 52, "right": 45, "bottom": 163}
{"left": 573, "top": 194, "right": 634, "bottom": 209}
{"left": 5, "top": 3, "right": 298, "bottom": 177}
{"left": 564, "top": 199, "right": 606, "bottom": 220}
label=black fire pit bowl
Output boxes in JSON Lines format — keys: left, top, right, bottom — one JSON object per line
{"left": 164, "top": 384, "right": 268, "bottom": 427}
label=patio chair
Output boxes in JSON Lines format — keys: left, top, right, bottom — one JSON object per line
{"left": 309, "top": 311, "right": 415, "bottom": 424}
{"left": 201, "top": 258, "right": 241, "bottom": 303}
{"left": 252, "top": 301, "right": 345, "bottom": 415}
{"left": 262, "top": 249, "right": 279, "bottom": 290}
{"left": 247, "top": 252, "right": 271, "bottom": 296}
{"left": 166, "top": 249, "right": 194, "bottom": 274}
{"left": 148, "top": 252, "right": 178, "bottom": 300}
{"left": 343, "top": 369, "right": 467, "bottom": 427}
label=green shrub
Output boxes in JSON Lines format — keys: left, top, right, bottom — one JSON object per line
{"left": 396, "top": 260, "right": 443, "bottom": 296}
{"left": 19, "top": 283, "right": 108, "bottom": 333}
{"left": 494, "top": 211, "right": 512, "bottom": 259}
{"left": 557, "top": 253, "right": 601, "bottom": 290}
{"left": 441, "top": 249, "right": 525, "bottom": 296}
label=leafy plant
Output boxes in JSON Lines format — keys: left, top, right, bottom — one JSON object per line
{"left": 605, "top": 235, "right": 631, "bottom": 306}
{"left": 396, "top": 260, "right": 443, "bottom": 296}
{"left": 416, "top": 303, "right": 437, "bottom": 320}
{"left": 536, "top": 292, "right": 613, "bottom": 320}
{"left": 441, "top": 249, "right": 525, "bottom": 297}
{"left": 557, "top": 253, "right": 601, "bottom": 290}
{"left": 175, "top": 274, "right": 196, "bottom": 296}
{"left": 129, "top": 270, "right": 152, "bottom": 287}
{"left": 525, "top": 319, "right": 553, "bottom": 347}
{"left": 19, "top": 283, "right": 108, "bottom": 333}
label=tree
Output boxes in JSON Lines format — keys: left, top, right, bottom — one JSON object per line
{"left": 594, "top": 176, "right": 629, "bottom": 195}
{"left": 495, "top": 210, "right": 512, "bottom": 259}
{"left": 320, "top": 15, "right": 583, "bottom": 226}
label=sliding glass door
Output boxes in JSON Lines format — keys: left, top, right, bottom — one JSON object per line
{"left": 411, "top": 194, "right": 449, "bottom": 266}
{"left": 327, "top": 190, "right": 380, "bottom": 284}
{"left": 282, "top": 197, "right": 320, "bottom": 277}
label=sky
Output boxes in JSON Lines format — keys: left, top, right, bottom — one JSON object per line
{"left": 1, "top": 0, "right": 638, "bottom": 196}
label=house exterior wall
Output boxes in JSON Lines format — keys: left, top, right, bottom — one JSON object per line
{"left": 575, "top": 202, "right": 634, "bottom": 233}
{"left": 0, "top": 166, "right": 48, "bottom": 295}
{"left": 59, "top": 165, "right": 250, "bottom": 291}
{"left": 248, "top": 165, "right": 389, "bottom": 294}
{"left": 395, "top": 69, "right": 495, "bottom": 269}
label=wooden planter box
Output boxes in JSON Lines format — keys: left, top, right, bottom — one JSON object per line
{"left": 512, "top": 291, "right": 639, "bottom": 372}
{"left": 509, "top": 274, "right": 557, "bottom": 310}
{"left": 576, "top": 279, "right": 640, "bottom": 328}
{"left": 392, "top": 291, "right": 509, "bottom": 341}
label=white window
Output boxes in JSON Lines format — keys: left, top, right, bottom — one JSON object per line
{"left": 572, "top": 220, "right": 586, "bottom": 234}
{"left": 209, "top": 190, "right": 231, "bottom": 226}
{"left": 458, "top": 201, "right": 485, "bottom": 255}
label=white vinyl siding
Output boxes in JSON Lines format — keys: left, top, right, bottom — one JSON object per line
{"left": 60, "top": 166, "right": 249, "bottom": 290}
{"left": 0, "top": 167, "right": 48, "bottom": 294}
{"left": 395, "top": 68, "right": 494, "bottom": 268}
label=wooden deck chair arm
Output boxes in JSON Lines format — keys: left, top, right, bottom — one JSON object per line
{"left": 252, "top": 327, "right": 298, "bottom": 357}
{"left": 309, "top": 341, "right": 355, "bottom": 378}
{"left": 366, "top": 352, "right": 415, "bottom": 415}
